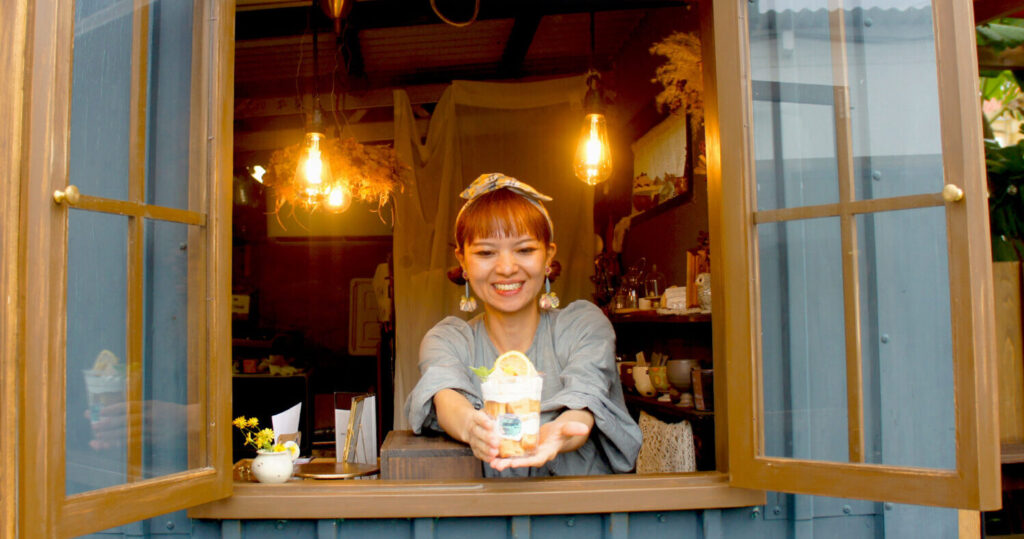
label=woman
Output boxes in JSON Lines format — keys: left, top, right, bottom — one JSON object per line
{"left": 405, "top": 173, "right": 641, "bottom": 477}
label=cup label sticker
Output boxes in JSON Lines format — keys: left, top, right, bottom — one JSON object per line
{"left": 498, "top": 414, "right": 523, "bottom": 440}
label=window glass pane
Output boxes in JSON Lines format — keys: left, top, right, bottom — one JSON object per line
{"left": 748, "top": 1, "right": 944, "bottom": 209}
{"left": 66, "top": 210, "right": 128, "bottom": 495}
{"left": 142, "top": 220, "right": 194, "bottom": 477}
{"left": 758, "top": 217, "right": 849, "bottom": 461}
{"left": 858, "top": 207, "right": 954, "bottom": 469}
{"left": 844, "top": 1, "right": 943, "bottom": 201}
{"left": 71, "top": 0, "right": 133, "bottom": 201}
{"left": 749, "top": 3, "right": 839, "bottom": 211}
{"left": 146, "top": 0, "right": 194, "bottom": 210}
{"left": 752, "top": 100, "right": 839, "bottom": 211}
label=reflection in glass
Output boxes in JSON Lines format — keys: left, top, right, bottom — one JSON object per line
{"left": 858, "top": 207, "right": 954, "bottom": 469}
{"left": 142, "top": 221, "right": 194, "bottom": 477}
{"left": 66, "top": 211, "right": 128, "bottom": 495}
{"left": 748, "top": 0, "right": 945, "bottom": 209}
{"left": 759, "top": 217, "right": 849, "bottom": 461}
{"left": 70, "top": 0, "right": 132, "bottom": 201}
{"left": 145, "top": 0, "right": 195, "bottom": 210}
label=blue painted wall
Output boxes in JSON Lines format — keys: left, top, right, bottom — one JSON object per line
{"left": 77, "top": 498, "right": 957, "bottom": 539}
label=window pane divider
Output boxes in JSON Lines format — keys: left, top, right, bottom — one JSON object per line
{"left": 828, "top": 0, "right": 865, "bottom": 464}
{"left": 752, "top": 192, "right": 945, "bottom": 224}
{"left": 66, "top": 195, "right": 206, "bottom": 226}
{"left": 125, "top": 0, "right": 150, "bottom": 484}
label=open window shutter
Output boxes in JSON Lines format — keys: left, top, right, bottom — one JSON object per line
{"left": 20, "top": 0, "right": 234, "bottom": 535}
{"left": 711, "top": 0, "right": 1000, "bottom": 510}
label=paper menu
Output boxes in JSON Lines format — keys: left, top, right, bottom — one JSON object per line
{"left": 272, "top": 402, "right": 301, "bottom": 444}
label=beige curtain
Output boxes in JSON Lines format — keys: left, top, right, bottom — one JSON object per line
{"left": 391, "top": 76, "right": 594, "bottom": 429}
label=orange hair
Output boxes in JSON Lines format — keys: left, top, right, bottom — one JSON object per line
{"left": 454, "top": 188, "right": 552, "bottom": 250}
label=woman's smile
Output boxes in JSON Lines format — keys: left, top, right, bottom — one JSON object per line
{"left": 493, "top": 281, "right": 524, "bottom": 294}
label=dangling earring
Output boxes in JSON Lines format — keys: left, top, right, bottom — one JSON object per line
{"left": 460, "top": 281, "right": 478, "bottom": 312}
{"left": 539, "top": 267, "right": 560, "bottom": 310}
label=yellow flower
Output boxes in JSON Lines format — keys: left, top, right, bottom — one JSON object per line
{"left": 272, "top": 443, "right": 285, "bottom": 452}
{"left": 255, "top": 428, "right": 275, "bottom": 450}
{"left": 232, "top": 413, "right": 278, "bottom": 452}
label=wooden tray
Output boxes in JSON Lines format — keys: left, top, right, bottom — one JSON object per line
{"left": 293, "top": 460, "right": 379, "bottom": 479}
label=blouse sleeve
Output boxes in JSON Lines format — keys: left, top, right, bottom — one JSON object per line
{"left": 404, "top": 317, "right": 482, "bottom": 434}
{"left": 546, "top": 301, "right": 642, "bottom": 473}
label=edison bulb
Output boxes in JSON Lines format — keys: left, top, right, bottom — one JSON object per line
{"left": 573, "top": 113, "right": 612, "bottom": 185}
{"left": 325, "top": 183, "right": 352, "bottom": 213}
{"left": 294, "top": 132, "right": 333, "bottom": 193}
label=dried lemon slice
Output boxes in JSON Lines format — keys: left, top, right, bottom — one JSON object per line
{"left": 492, "top": 350, "right": 537, "bottom": 377}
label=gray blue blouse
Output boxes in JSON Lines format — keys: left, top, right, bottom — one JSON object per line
{"left": 405, "top": 300, "right": 642, "bottom": 477}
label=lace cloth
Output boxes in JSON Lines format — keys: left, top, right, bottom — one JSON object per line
{"left": 636, "top": 411, "right": 696, "bottom": 473}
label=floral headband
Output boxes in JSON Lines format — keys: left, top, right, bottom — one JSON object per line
{"left": 456, "top": 172, "right": 554, "bottom": 240}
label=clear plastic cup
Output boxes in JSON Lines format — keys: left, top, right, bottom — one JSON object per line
{"left": 83, "top": 370, "right": 125, "bottom": 423}
{"left": 480, "top": 375, "right": 543, "bottom": 458}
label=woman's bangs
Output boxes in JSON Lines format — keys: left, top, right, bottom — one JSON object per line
{"left": 458, "top": 191, "right": 550, "bottom": 246}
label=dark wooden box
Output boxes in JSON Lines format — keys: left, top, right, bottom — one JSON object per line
{"left": 380, "top": 430, "right": 483, "bottom": 480}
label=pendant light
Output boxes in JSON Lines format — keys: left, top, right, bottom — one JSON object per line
{"left": 573, "top": 13, "right": 612, "bottom": 186}
{"left": 294, "top": 0, "right": 351, "bottom": 212}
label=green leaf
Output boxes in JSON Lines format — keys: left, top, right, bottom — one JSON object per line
{"left": 978, "top": 20, "right": 1024, "bottom": 50}
{"left": 470, "top": 365, "right": 494, "bottom": 381}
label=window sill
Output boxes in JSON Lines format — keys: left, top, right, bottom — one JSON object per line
{"left": 188, "top": 472, "right": 764, "bottom": 519}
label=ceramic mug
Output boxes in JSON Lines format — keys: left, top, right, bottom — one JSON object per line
{"left": 633, "top": 366, "right": 656, "bottom": 397}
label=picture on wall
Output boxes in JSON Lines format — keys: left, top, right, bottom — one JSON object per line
{"left": 630, "top": 113, "right": 693, "bottom": 215}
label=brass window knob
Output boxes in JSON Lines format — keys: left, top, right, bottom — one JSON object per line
{"left": 53, "top": 184, "right": 80, "bottom": 205}
{"left": 941, "top": 184, "right": 964, "bottom": 203}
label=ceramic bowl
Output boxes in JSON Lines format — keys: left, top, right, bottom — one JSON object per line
{"left": 633, "top": 366, "right": 656, "bottom": 397}
{"left": 667, "top": 359, "right": 699, "bottom": 392}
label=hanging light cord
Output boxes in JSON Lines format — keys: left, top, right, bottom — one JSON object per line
{"left": 589, "top": 10, "right": 595, "bottom": 67}
{"left": 430, "top": 0, "right": 479, "bottom": 27}
{"left": 312, "top": 0, "right": 321, "bottom": 110}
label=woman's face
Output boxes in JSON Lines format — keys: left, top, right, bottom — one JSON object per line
{"left": 457, "top": 234, "right": 556, "bottom": 316}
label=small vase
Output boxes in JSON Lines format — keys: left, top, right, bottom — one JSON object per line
{"left": 251, "top": 450, "right": 293, "bottom": 484}
{"left": 696, "top": 272, "right": 712, "bottom": 312}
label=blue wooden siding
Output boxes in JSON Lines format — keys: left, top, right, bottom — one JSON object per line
{"left": 76, "top": 498, "right": 956, "bottom": 538}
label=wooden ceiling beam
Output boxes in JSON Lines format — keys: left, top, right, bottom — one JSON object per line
{"left": 235, "top": 83, "right": 447, "bottom": 119}
{"left": 236, "top": 0, "right": 689, "bottom": 39}
{"left": 499, "top": 12, "right": 543, "bottom": 78}
{"left": 234, "top": 118, "right": 430, "bottom": 151}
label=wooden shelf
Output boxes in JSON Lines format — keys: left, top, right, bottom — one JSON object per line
{"left": 624, "top": 394, "right": 714, "bottom": 421}
{"left": 609, "top": 311, "right": 711, "bottom": 324}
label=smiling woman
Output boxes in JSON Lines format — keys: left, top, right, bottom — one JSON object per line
{"left": 404, "top": 173, "right": 642, "bottom": 477}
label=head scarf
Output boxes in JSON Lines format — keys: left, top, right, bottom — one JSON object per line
{"left": 456, "top": 172, "right": 554, "bottom": 240}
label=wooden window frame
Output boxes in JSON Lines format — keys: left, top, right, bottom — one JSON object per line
{"left": 1, "top": 0, "right": 28, "bottom": 536}
{"left": 714, "top": 0, "right": 1001, "bottom": 510}
{"left": 5, "top": 0, "right": 999, "bottom": 529}
{"left": 14, "top": 0, "right": 235, "bottom": 536}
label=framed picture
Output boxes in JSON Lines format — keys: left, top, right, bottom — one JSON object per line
{"left": 631, "top": 113, "right": 693, "bottom": 214}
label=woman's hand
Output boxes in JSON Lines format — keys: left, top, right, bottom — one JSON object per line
{"left": 434, "top": 389, "right": 500, "bottom": 464}
{"left": 462, "top": 409, "right": 500, "bottom": 463}
{"left": 489, "top": 409, "right": 593, "bottom": 471}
